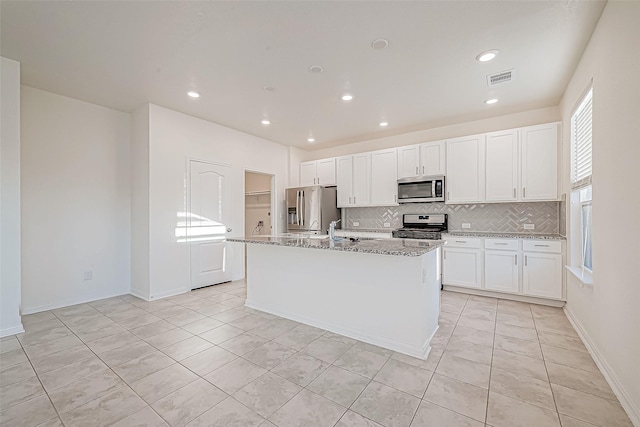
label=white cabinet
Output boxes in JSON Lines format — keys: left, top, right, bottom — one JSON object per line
{"left": 446, "top": 135, "right": 485, "bottom": 203}
{"left": 336, "top": 154, "right": 370, "bottom": 207}
{"left": 397, "top": 140, "right": 446, "bottom": 179}
{"left": 443, "top": 248, "right": 482, "bottom": 289}
{"left": 442, "top": 237, "right": 482, "bottom": 289}
{"left": 442, "top": 236, "right": 564, "bottom": 302}
{"left": 521, "top": 123, "right": 559, "bottom": 201}
{"left": 484, "top": 238, "right": 519, "bottom": 293}
{"left": 522, "top": 239, "right": 563, "bottom": 299}
{"left": 485, "top": 130, "right": 519, "bottom": 202}
{"left": 397, "top": 145, "right": 421, "bottom": 179}
{"left": 421, "top": 140, "right": 446, "bottom": 176}
{"left": 370, "top": 149, "right": 398, "bottom": 206}
{"left": 300, "top": 158, "right": 336, "bottom": 186}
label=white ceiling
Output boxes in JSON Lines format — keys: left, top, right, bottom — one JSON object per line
{"left": 1, "top": 1, "right": 605, "bottom": 149}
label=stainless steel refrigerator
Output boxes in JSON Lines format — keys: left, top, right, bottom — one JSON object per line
{"left": 286, "top": 186, "right": 340, "bottom": 234}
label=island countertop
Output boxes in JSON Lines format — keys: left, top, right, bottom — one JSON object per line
{"left": 443, "top": 231, "right": 566, "bottom": 240}
{"left": 227, "top": 235, "right": 443, "bottom": 257}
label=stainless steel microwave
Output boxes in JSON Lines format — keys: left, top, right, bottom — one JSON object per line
{"left": 397, "top": 175, "right": 445, "bottom": 203}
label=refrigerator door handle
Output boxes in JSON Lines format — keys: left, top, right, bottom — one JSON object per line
{"left": 301, "top": 191, "right": 305, "bottom": 227}
{"left": 297, "top": 191, "right": 301, "bottom": 226}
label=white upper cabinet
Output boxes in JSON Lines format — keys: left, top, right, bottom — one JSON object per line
{"left": 397, "top": 140, "right": 446, "bottom": 179}
{"left": 397, "top": 145, "right": 421, "bottom": 179}
{"left": 336, "top": 156, "right": 354, "bottom": 207}
{"left": 485, "top": 129, "right": 519, "bottom": 202}
{"left": 336, "top": 154, "right": 370, "bottom": 207}
{"left": 420, "top": 140, "right": 446, "bottom": 176}
{"left": 352, "top": 153, "right": 371, "bottom": 206}
{"left": 299, "top": 158, "right": 336, "bottom": 186}
{"left": 521, "top": 123, "right": 559, "bottom": 201}
{"left": 446, "top": 135, "right": 485, "bottom": 203}
{"left": 370, "top": 148, "right": 398, "bottom": 206}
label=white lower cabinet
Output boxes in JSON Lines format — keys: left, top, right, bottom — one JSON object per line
{"left": 443, "top": 247, "right": 482, "bottom": 289}
{"left": 522, "top": 252, "right": 563, "bottom": 299}
{"left": 484, "top": 250, "right": 519, "bottom": 293}
{"left": 443, "top": 236, "right": 564, "bottom": 302}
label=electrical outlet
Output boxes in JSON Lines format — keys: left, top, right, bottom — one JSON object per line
{"left": 383, "top": 222, "right": 391, "bottom": 228}
{"left": 353, "top": 222, "right": 359, "bottom": 227}
{"left": 524, "top": 224, "right": 535, "bottom": 230}
{"left": 462, "top": 223, "right": 471, "bottom": 229}
{"left": 83, "top": 271, "right": 93, "bottom": 281}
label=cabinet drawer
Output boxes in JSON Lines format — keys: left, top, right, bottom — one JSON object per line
{"left": 522, "top": 240, "right": 562, "bottom": 253}
{"left": 484, "top": 238, "right": 518, "bottom": 251}
{"left": 445, "top": 237, "right": 482, "bottom": 248}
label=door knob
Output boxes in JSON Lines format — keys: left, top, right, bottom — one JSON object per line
{"left": 227, "top": 227, "right": 232, "bottom": 232}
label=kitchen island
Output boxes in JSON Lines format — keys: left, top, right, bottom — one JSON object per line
{"left": 228, "top": 236, "right": 443, "bottom": 359}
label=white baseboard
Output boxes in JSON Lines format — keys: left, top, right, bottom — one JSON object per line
{"left": 1, "top": 324, "right": 25, "bottom": 338}
{"left": 443, "top": 285, "right": 565, "bottom": 307}
{"left": 130, "top": 288, "right": 150, "bottom": 301}
{"left": 148, "top": 287, "right": 190, "bottom": 300}
{"left": 564, "top": 306, "right": 640, "bottom": 427}
{"left": 21, "top": 290, "right": 129, "bottom": 315}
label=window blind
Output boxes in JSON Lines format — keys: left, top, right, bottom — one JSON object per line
{"left": 572, "top": 88, "right": 593, "bottom": 189}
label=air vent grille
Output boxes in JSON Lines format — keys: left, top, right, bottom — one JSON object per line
{"left": 487, "top": 69, "right": 514, "bottom": 86}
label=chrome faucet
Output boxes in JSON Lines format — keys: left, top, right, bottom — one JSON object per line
{"left": 329, "top": 219, "right": 341, "bottom": 240}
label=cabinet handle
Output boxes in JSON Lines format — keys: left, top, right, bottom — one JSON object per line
{"left": 515, "top": 255, "right": 517, "bottom": 265}
{"left": 523, "top": 187, "right": 526, "bottom": 198}
{"left": 455, "top": 241, "right": 466, "bottom": 243}
{"left": 444, "top": 251, "right": 446, "bottom": 260}
{"left": 495, "top": 243, "right": 508, "bottom": 245}
{"left": 534, "top": 244, "right": 549, "bottom": 247}
{"left": 317, "top": 177, "right": 320, "bottom": 184}
{"left": 422, "top": 166, "right": 425, "bottom": 174}
{"left": 395, "top": 195, "right": 397, "bottom": 202}
{"left": 354, "top": 196, "right": 356, "bottom": 204}
{"left": 416, "top": 166, "right": 418, "bottom": 175}
{"left": 447, "top": 191, "right": 450, "bottom": 200}
{"left": 513, "top": 188, "right": 516, "bottom": 198}
{"left": 524, "top": 255, "right": 528, "bottom": 266}
{"left": 349, "top": 196, "right": 352, "bottom": 204}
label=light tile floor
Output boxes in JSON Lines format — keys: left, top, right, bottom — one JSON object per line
{"left": 0, "top": 281, "right": 633, "bottom": 427}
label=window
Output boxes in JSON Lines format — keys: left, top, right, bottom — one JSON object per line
{"left": 568, "top": 87, "right": 593, "bottom": 282}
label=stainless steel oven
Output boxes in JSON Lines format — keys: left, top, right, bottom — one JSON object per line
{"left": 397, "top": 175, "right": 445, "bottom": 203}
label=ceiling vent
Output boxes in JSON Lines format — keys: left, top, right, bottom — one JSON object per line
{"left": 487, "top": 69, "right": 514, "bottom": 86}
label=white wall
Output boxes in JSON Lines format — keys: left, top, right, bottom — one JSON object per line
{"left": 138, "top": 104, "right": 289, "bottom": 299}
{"left": 303, "top": 106, "right": 560, "bottom": 160}
{"left": 130, "top": 105, "right": 150, "bottom": 299}
{"left": 0, "top": 57, "right": 24, "bottom": 336}
{"left": 20, "top": 86, "right": 132, "bottom": 313}
{"left": 560, "top": 2, "right": 640, "bottom": 424}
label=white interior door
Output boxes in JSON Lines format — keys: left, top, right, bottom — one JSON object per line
{"left": 189, "top": 160, "right": 233, "bottom": 289}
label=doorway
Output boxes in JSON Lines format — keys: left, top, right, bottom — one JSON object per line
{"left": 244, "top": 171, "right": 274, "bottom": 237}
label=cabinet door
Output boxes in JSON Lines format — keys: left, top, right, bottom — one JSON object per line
{"left": 443, "top": 248, "right": 482, "bottom": 288}
{"left": 370, "top": 149, "right": 398, "bottom": 206}
{"left": 352, "top": 153, "right": 371, "bottom": 206}
{"left": 316, "top": 158, "right": 336, "bottom": 186}
{"left": 521, "top": 123, "right": 558, "bottom": 201}
{"left": 522, "top": 252, "right": 563, "bottom": 299}
{"left": 446, "top": 135, "right": 485, "bottom": 203}
{"left": 420, "top": 140, "right": 446, "bottom": 176}
{"left": 397, "top": 145, "right": 420, "bottom": 179}
{"left": 300, "top": 161, "right": 317, "bottom": 186}
{"left": 336, "top": 156, "right": 353, "bottom": 208}
{"left": 485, "top": 130, "right": 519, "bottom": 202}
{"left": 484, "top": 250, "right": 519, "bottom": 293}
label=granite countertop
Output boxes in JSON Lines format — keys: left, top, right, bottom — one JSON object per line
{"left": 228, "top": 236, "right": 443, "bottom": 257}
{"left": 443, "top": 231, "right": 566, "bottom": 240}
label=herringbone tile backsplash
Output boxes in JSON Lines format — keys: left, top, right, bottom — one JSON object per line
{"left": 344, "top": 202, "right": 559, "bottom": 234}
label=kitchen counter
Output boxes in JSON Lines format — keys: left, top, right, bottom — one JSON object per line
{"left": 228, "top": 235, "right": 442, "bottom": 257}
{"left": 443, "top": 232, "right": 565, "bottom": 240}
{"left": 232, "top": 235, "right": 441, "bottom": 359}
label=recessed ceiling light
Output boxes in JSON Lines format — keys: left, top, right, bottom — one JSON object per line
{"left": 476, "top": 49, "right": 499, "bottom": 62}
{"left": 341, "top": 94, "right": 353, "bottom": 101}
{"left": 261, "top": 119, "right": 271, "bottom": 125}
{"left": 371, "top": 39, "right": 389, "bottom": 50}
{"left": 309, "top": 65, "right": 324, "bottom": 73}
{"left": 379, "top": 121, "right": 389, "bottom": 127}
{"left": 263, "top": 86, "right": 276, "bottom": 92}
{"left": 485, "top": 98, "right": 498, "bottom": 105}
{"left": 187, "top": 91, "right": 200, "bottom": 98}
{"left": 307, "top": 138, "right": 315, "bottom": 143}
